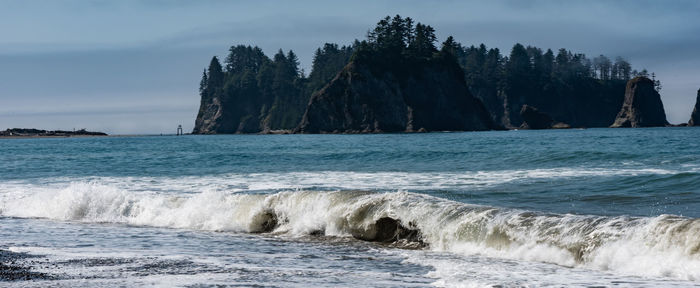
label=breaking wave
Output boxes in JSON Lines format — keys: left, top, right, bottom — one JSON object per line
{"left": 2, "top": 182, "right": 699, "bottom": 281}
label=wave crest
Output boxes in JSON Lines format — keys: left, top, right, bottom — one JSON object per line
{"left": 2, "top": 182, "right": 699, "bottom": 280}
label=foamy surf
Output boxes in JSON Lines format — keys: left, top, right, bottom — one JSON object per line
{"left": 0, "top": 166, "right": 688, "bottom": 193}
{"left": 2, "top": 181, "right": 699, "bottom": 281}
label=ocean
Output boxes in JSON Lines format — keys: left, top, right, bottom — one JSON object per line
{"left": 1, "top": 128, "right": 699, "bottom": 287}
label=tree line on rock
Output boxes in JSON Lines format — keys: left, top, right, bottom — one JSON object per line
{"left": 354, "top": 15, "right": 438, "bottom": 64}
{"left": 194, "top": 14, "right": 657, "bottom": 133}
{"left": 194, "top": 44, "right": 353, "bottom": 133}
{"left": 451, "top": 43, "right": 660, "bottom": 128}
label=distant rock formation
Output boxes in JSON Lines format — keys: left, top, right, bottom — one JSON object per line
{"left": 295, "top": 60, "right": 500, "bottom": 133}
{"left": 610, "top": 77, "right": 669, "bottom": 128}
{"left": 192, "top": 15, "right": 668, "bottom": 134}
{"left": 519, "top": 105, "right": 570, "bottom": 129}
{"left": 689, "top": 89, "right": 700, "bottom": 126}
{"left": 193, "top": 15, "right": 662, "bottom": 133}
{"left": 0, "top": 128, "right": 107, "bottom": 137}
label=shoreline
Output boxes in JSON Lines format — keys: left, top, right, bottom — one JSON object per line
{"left": 0, "top": 135, "right": 109, "bottom": 139}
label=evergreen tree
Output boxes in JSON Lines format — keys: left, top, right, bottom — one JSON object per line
{"left": 527, "top": 46, "right": 546, "bottom": 86}
{"left": 593, "top": 55, "right": 612, "bottom": 80}
{"left": 404, "top": 17, "right": 415, "bottom": 44}
{"left": 614, "top": 57, "right": 631, "bottom": 80}
{"left": 308, "top": 43, "right": 354, "bottom": 92}
{"left": 199, "top": 69, "right": 208, "bottom": 97}
{"left": 388, "top": 14, "right": 408, "bottom": 51}
{"left": 206, "top": 56, "right": 224, "bottom": 95}
{"left": 484, "top": 48, "right": 504, "bottom": 84}
{"left": 225, "top": 45, "right": 268, "bottom": 74}
{"left": 542, "top": 49, "right": 555, "bottom": 78}
{"left": 286, "top": 50, "right": 300, "bottom": 77}
{"left": 408, "top": 23, "right": 437, "bottom": 58}
{"left": 271, "top": 50, "right": 295, "bottom": 98}
{"left": 440, "top": 36, "right": 461, "bottom": 56}
{"left": 652, "top": 72, "right": 662, "bottom": 92}
{"left": 506, "top": 43, "right": 531, "bottom": 89}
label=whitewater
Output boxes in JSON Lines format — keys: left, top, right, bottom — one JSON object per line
{"left": 2, "top": 128, "right": 700, "bottom": 287}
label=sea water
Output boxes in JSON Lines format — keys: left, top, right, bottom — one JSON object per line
{"left": 1, "top": 128, "right": 699, "bottom": 287}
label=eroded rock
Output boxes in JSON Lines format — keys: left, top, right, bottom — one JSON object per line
{"left": 610, "top": 77, "right": 669, "bottom": 128}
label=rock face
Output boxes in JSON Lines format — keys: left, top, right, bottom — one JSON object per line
{"left": 351, "top": 217, "right": 424, "bottom": 248}
{"left": 192, "top": 83, "right": 307, "bottom": 135}
{"left": 472, "top": 76, "right": 625, "bottom": 129}
{"left": 192, "top": 51, "right": 311, "bottom": 135}
{"left": 689, "top": 89, "right": 700, "bottom": 126}
{"left": 192, "top": 95, "right": 225, "bottom": 134}
{"left": 295, "top": 61, "right": 500, "bottom": 133}
{"left": 610, "top": 77, "right": 669, "bottom": 128}
{"left": 519, "top": 105, "right": 570, "bottom": 129}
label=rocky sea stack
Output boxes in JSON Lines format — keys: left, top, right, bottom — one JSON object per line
{"left": 519, "top": 105, "right": 570, "bottom": 129}
{"left": 689, "top": 89, "right": 700, "bottom": 126}
{"left": 192, "top": 15, "right": 662, "bottom": 134}
{"left": 610, "top": 77, "right": 669, "bottom": 128}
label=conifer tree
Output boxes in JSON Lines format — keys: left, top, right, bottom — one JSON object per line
{"left": 286, "top": 50, "right": 300, "bottom": 77}
{"left": 199, "top": 69, "right": 208, "bottom": 97}
{"left": 206, "top": 56, "right": 224, "bottom": 96}
{"left": 440, "top": 36, "right": 461, "bottom": 56}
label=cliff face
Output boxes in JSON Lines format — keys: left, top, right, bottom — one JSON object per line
{"left": 472, "top": 79, "right": 625, "bottom": 129}
{"left": 689, "top": 89, "right": 700, "bottom": 126}
{"left": 192, "top": 91, "right": 267, "bottom": 134}
{"left": 193, "top": 92, "right": 307, "bottom": 134}
{"left": 193, "top": 95, "right": 224, "bottom": 134}
{"left": 610, "top": 77, "right": 669, "bottom": 128}
{"left": 295, "top": 60, "right": 499, "bottom": 133}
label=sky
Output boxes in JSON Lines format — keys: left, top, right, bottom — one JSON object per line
{"left": 1, "top": 0, "right": 699, "bottom": 134}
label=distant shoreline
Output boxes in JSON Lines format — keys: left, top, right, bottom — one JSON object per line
{"left": 0, "top": 128, "right": 108, "bottom": 138}
{"left": 0, "top": 135, "right": 109, "bottom": 139}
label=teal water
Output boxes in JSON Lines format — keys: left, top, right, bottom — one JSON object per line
{"left": 1, "top": 128, "right": 700, "bottom": 287}
{"left": 3, "top": 128, "right": 700, "bottom": 217}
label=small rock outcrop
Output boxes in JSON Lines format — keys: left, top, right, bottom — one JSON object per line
{"left": 350, "top": 217, "right": 425, "bottom": 249}
{"left": 610, "top": 77, "right": 669, "bottom": 128}
{"left": 689, "top": 89, "right": 700, "bottom": 126}
{"left": 295, "top": 60, "right": 500, "bottom": 133}
{"left": 519, "top": 105, "right": 570, "bottom": 129}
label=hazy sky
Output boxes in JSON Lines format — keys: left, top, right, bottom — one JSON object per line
{"left": 1, "top": 0, "right": 699, "bottom": 134}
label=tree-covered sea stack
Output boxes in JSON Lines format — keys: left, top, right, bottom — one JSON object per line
{"left": 193, "top": 15, "right": 659, "bottom": 134}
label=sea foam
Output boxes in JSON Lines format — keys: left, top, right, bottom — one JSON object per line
{"left": 3, "top": 167, "right": 682, "bottom": 194}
